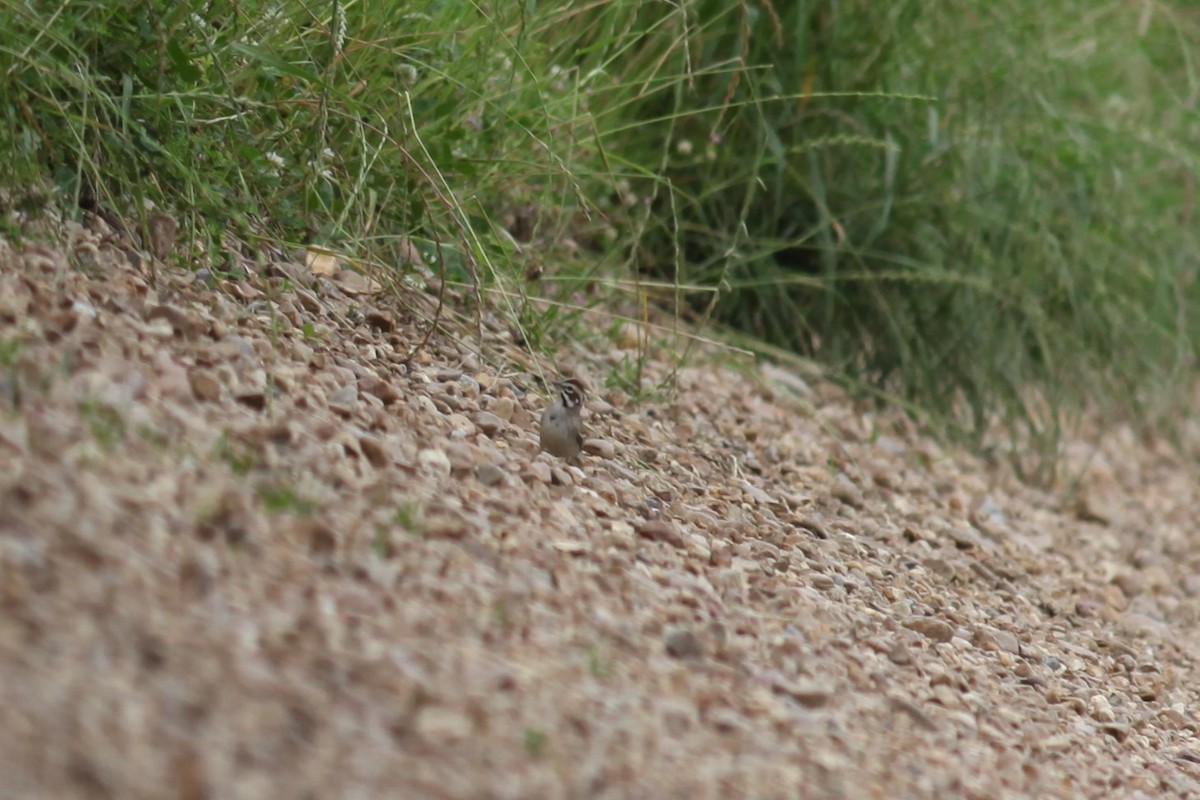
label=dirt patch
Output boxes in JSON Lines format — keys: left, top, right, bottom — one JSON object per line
{"left": 2, "top": 225, "right": 1200, "bottom": 798}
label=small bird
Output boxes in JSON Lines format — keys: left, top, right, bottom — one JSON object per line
{"left": 539, "top": 377, "right": 586, "bottom": 462}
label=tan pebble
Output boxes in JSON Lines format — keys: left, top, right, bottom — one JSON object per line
{"left": 590, "top": 398, "right": 614, "bottom": 414}
{"left": 364, "top": 309, "right": 394, "bottom": 332}
{"left": 635, "top": 519, "right": 684, "bottom": 547}
{"left": 1100, "top": 723, "right": 1130, "bottom": 742}
{"left": 493, "top": 396, "right": 515, "bottom": 422}
{"left": 992, "top": 629, "right": 1020, "bottom": 655}
{"left": 155, "top": 357, "right": 191, "bottom": 399}
{"left": 664, "top": 626, "right": 704, "bottom": 659}
{"left": 615, "top": 323, "right": 640, "bottom": 350}
{"left": 685, "top": 533, "right": 710, "bottom": 561}
{"left": 357, "top": 435, "right": 389, "bottom": 468}
{"left": 444, "top": 443, "right": 483, "bottom": 471}
{"left": 583, "top": 438, "right": 614, "bottom": 458}
{"left": 144, "top": 304, "right": 191, "bottom": 336}
{"left": 606, "top": 521, "right": 636, "bottom": 549}
{"left": 424, "top": 514, "right": 468, "bottom": 539}
{"left": 476, "top": 464, "right": 505, "bottom": 486}
{"left": 550, "top": 467, "right": 574, "bottom": 486}
{"left": 770, "top": 677, "right": 831, "bottom": 708}
{"left": 888, "top": 696, "right": 938, "bottom": 731}
{"left": 446, "top": 413, "right": 474, "bottom": 437}
{"left": 188, "top": 369, "right": 222, "bottom": 402}
{"left": 888, "top": 641, "right": 913, "bottom": 665}
{"left": 1113, "top": 572, "right": 1145, "bottom": 598}
{"left": 418, "top": 448, "right": 451, "bottom": 477}
{"left": 710, "top": 539, "right": 732, "bottom": 567}
{"left": 292, "top": 342, "right": 314, "bottom": 363}
{"left": 361, "top": 375, "right": 401, "bottom": 405}
{"left": 525, "top": 461, "right": 552, "bottom": 484}
{"left": 474, "top": 411, "right": 505, "bottom": 437}
{"left": 329, "top": 384, "right": 358, "bottom": 406}
{"left": 905, "top": 617, "right": 955, "bottom": 643}
{"left": 1088, "top": 694, "right": 1116, "bottom": 722}
{"left": 810, "top": 573, "right": 836, "bottom": 590}
{"left": 415, "top": 707, "right": 473, "bottom": 746}
{"left": 831, "top": 474, "right": 863, "bottom": 507}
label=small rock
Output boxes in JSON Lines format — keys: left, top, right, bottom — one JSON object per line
{"left": 417, "top": 448, "right": 452, "bottom": 477}
{"left": 188, "top": 369, "right": 222, "bottom": 402}
{"left": 493, "top": 397, "right": 515, "bottom": 422}
{"left": 888, "top": 696, "right": 938, "bottom": 731}
{"left": 364, "top": 309, "right": 394, "bottom": 332}
{"left": 358, "top": 435, "right": 389, "bottom": 468}
{"left": 446, "top": 413, "right": 474, "bottom": 437}
{"left": 1120, "top": 612, "right": 1170, "bottom": 641}
{"left": 424, "top": 514, "right": 468, "bottom": 539}
{"left": 361, "top": 376, "right": 401, "bottom": 405}
{"left": 946, "top": 526, "right": 983, "bottom": 550}
{"left": 1100, "top": 723, "right": 1130, "bottom": 742}
{"left": 992, "top": 629, "right": 1021, "bottom": 655}
{"left": 475, "top": 464, "right": 505, "bottom": 486}
{"left": 583, "top": 438, "right": 614, "bottom": 458}
{"left": 810, "top": 573, "right": 836, "bottom": 591}
{"left": 305, "top": 521, "right": 338, "bottom": 557}
{"left": 888, "top": 641, "right": 913, "bottom": 665}
{"left": 832, "top": 474, "right": 864, "bottom": 508}
{"left": 235, "top": 389, "right": 267, "bottom": 410}
{"left": 770, "top": 677, "right": 831, "bottom": 708}
{"left": 1074, "top": 486, "right": 1116, "bottom": 525}
{"left": 636, "top": 519, "right": 684, "bottom": 547}
{"left": 1113, "top": 571, "right": 1145, "bottom": 598}
{"left": 1175, "top": 749, "right": 1200, "bottom": 764}
{"left": 1088, "top": 694, "right": 1116, "bottom": 722}
{"left": 664, "top": 626, "right": 704, "bottom": 659}
{"left": 973, "top": 627, "right": 1020, "bottom": 655}
{"left": 905, "top": 617, "right": 955, "bottom": 644}
{"left": 474, "top": 412, "right": 505, "bottom": 437}
{"left": 444, "top": 442, "right": 484, "bottom": 472}
{"left": 415, "top": 707, "right": 473, "bottom": 746}
{"left": 329, "top": 384, "right": 358, "bottom": 407}
{"left": 145, "top": 304, "right": 192, "bottom": 337}
{"left": 525, "top": 461, "right": 552, "bottom": 484}
{"left": 147, "top": 212, "right": 178, "bottom": 260}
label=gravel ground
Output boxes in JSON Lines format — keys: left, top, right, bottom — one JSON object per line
{"left": 2, "top": 226, "right": 1200, "bottom": 799}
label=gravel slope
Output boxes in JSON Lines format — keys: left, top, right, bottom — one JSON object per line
{"left": 2, "top": 227, "right": 1200, "bottom": 799}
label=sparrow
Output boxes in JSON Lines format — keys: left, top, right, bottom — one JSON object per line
{"left": 539, "top": 377, "right": 586, "bottom": 462}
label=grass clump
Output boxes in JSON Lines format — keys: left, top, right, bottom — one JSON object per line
{"left": 562, "top": 0, "right": 1200, "bottom": 476}
{"left": 2, "top": 1, "right": 1199, "bottom": 477}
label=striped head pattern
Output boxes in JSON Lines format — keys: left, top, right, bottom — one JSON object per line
{"left": 554, "top": 378, "right": 587, "bottom": 410}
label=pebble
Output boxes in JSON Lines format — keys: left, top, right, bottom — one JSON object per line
{"left": 525, "top": 461, "right": 552, "bottom": 484}
{"left": 636, "top": 520, "right": 684, "bottom": 547}
{"left": 835, "top": 474, "right": 864, "bottom": 506}
{"left": 770, "top": 677, "right": 831, "bottom": 708}
{"left": 493, "top": 397, "right": 516, "bottom": 422}
{"left": 418, "top": 448, "right": 451, "bottom": 477}
{"left": 1088, "top": 694, "right": 1116, "bottom": 722}
{"left": 905, "top": 617, "right": 955, "bottom": 644}
{"left": 664, "top": 626, "right": 704, "bottom": 659}
{"left": 188, "top": 369, "right": 222, "bottom": 402}
{"left": 474, "top": 412, "right": 505, "bottom": 437}
{"left": 583, "top": 438, "right": 614, "bottom": 458}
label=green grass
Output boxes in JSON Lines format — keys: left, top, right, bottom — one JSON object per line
{"left": 2, "top": 0, "right": 1198, "bottom": 479}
